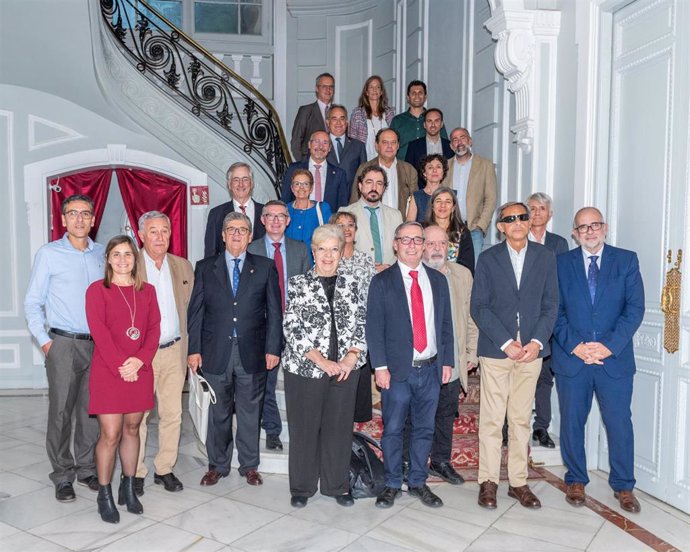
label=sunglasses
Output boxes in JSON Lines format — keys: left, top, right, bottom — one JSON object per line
{"left": 499, "top": 213, "right": 530, "bottom": 224}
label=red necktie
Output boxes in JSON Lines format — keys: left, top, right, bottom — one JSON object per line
{"left": 273, "top": 242, "right": 285, "bottom": 312}
{"left": 314, "top": 164, "right": 322, "bottom": 202}
{"left": 410, "top": 270, "right": 427, "bottom": 353}
{"left": 239, "top": 204, "right": 247, "bottom": 216}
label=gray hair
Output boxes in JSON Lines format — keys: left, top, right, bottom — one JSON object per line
{"left": 573, "top": 206, "right": 605, "bottom": 228}
{"left": 138, "top": 210, "right": 170, "bottom": 231}
{"left": 326, "top": 104, "right": 348, "bottom": 118}
{"left": 311, "top": 224, "right": 345, "bottom": 252}
{"left": 496, "top": 201, "right": 529, "bottom": 222}
{"left": 222, "top": 211, "right": 253, "bottom": 235}
{"left": 525, "top": 192, "right": 553, "bottom": 211}
{"left": 394, "top": 221, "right": 424, "bottom": 239}
{"left": 225, "top": 161, "right": 254, "bottom": 183}
{"left": 262, "top": 200, "right": 288, "bottom": 215}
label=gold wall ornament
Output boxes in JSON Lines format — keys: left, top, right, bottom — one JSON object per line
{"left": 661, "top": 249, "right": 682, "bottom": 353}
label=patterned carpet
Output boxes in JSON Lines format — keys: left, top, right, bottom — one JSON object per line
{"left": 354, "top": 373, "right": 545, "bottom": 482}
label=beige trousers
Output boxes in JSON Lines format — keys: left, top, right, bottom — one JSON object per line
{"left": 136, "top": 341, "right": 185, "bottom": 477}
{"left": 478, "top": 356, "right": 542, "bottom": 487}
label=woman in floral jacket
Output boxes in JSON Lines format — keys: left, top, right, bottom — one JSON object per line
{"left": 281, "top": 224, "right": 368, "bottom": 509}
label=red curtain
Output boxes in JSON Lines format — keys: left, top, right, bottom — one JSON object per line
{"left": 116, "top": 168, "right": 188, "bottom": 258}
{"left": 50, "top": 169, "right": 112, "bottom": 241}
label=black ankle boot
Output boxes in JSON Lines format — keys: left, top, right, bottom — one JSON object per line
{"left": 118, "top": 475, "right": 143, "bottom": 514}
{"left": 97, "top": 484, "right": 120, "bottom": 524}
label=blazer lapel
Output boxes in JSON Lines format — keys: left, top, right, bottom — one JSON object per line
{"left": 518, "top": 243, "right": 538, "bottom": 290}
{"left": 391, "top": 263, "right": 413, "bottom": 332}
{"left": 570, "top": 247, "right": 592, "bottom": 304}
{"left": 236, "top": 254, "right": 255, "bottom": 298}
{"left": 212, "top": 254, "right": 233, "bottom": 297}
{"left": 497, "top": 242, "right": 518, "bottom": 293}
{"left": 593, "top": 247, "right": 613, "bottom": 306}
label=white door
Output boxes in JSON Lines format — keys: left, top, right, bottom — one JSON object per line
{"left": 600, "top": 0, "right": 690, "bottom": 513}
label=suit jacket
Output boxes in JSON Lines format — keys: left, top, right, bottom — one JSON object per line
{"left": 339, "top": 200, "right": 402, "bottom": 266}
{"left": 290, "top": 101, "right": 327, "bottom": 161}
{"left": 367, "top": 262, "right": 454, "bottom": 382}
{"left": 350, "top": 158, "right": 419, "bottom": 216}
{"left": 541, "top": 231, "right": 569, "bottom": 256}
{"left": 404, "top": 137, "right": 454, "bottom": 177}
{"left": 444, "top": 262, "right": 478, "bottom": 390}
{"left": 247, "top": 237, "right": 311, "bottom": 279}
{"left": 442, "top": 154, "right": 497, "bottom": 234}
{"left": 470, "top": 241, "right": 559, "bottom": 359}
{"left": 203, "top": 199, "right": 265, "bottom": 258}
{"left": 327, "top": 135, "right": 367, "bottom": 195}
{"left": 552, "top": 245, "right": 645, "bottom": 378}
{"left": 187, "top": 252, "right": 283, "bottom": 375}
{"left": 138, "top": 251, "right": 194, "bottom": 367}
{"left": 281, "top": 160, "right": 350, "bottom": 214}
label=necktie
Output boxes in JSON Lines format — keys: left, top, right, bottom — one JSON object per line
{"left": 336, "top": 137, "right": 344, "bottom": 162}
{"left": 588, "top": 255, "right": 599, "bottom": 303}
{"left": 232, "top": 258, "right": 241, "bottom": 296}
{"left": 364, "top": 206, "right": 382, "bottom": 264}
{"left": 314, "top": 164, "right": 322, "bottom": 202}
{"left": 239, "top": 204, "right": 246, "bottom": 217}
{"left": 410, "top": 270, "right": 427, "bottom": 353}
{"left": 273, "top": 242, "right": 285, "bottom": 312}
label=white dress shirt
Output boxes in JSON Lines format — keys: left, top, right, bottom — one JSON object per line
{"left": 380, "top": 159, "right": 399, "bottom": 210}
{"left": 232, "top": 198, "right": 255, "bottom": 226}
{"left": 399, "top": 262, "right": 437, "bottom": 361}
{"left": 317, "top": 99, "right": 329, "bottom": 125}
{"left": 143, "top": 251, "right": 180, "bottom": 344}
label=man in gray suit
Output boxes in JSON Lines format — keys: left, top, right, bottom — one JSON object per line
{"left": 248, "top": 200, "right": 311, "bottom": 450}
{"left": 325, "top": 104, "right": 367, "bottom": 193}
{"left": 291, "top": 72, "right": 335, "bottom": 161}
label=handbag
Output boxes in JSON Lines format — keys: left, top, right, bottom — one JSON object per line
{"left": 187, "top": 367, "right": 216, "bottom": 445}
{"left": 349, "top": 432, "right": 386, "bottom": 499}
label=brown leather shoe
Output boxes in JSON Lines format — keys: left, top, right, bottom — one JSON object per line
{"left": 478, "top": 481, "right": 498, "bottom": 509}
{"left": 508, "top": 485, "right": 541, "bottom": 509}
{"left": 614, "top": 490, "right": 641, "bottom": 513}
{"left": 244, "top": 469, "right": 263, "bottom": 486}
{"left": 200, "top": 470, "right": 226, "bottom": 486}
{"left": 565, "top": 483, "right": 586, "bottom": 506}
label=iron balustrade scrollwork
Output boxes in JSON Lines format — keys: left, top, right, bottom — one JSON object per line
{"left": 99, "top": 0, "right": 291, "bottom": 196}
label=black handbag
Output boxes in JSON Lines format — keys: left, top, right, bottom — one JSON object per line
{"left": 349, "top": 431, "right": 386, "bottom": 499}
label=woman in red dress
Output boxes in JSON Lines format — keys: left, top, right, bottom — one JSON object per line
{"left": 86, "top": 235, "right": 160, "bottom": 523}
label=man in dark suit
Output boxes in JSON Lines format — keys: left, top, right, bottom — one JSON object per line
{"left": 325, "top": 104, "right": 367, "bottom": 193}
{"left": 281, "top": 130, "right": 350, "bottom": 213}
{"left": 290, "top": 72, "right": 334, "bottom": 161}
{"left": 471, "top": 201, "right": 558, "bottom": 510}
{"left": 203, "top": 162, "right": 265, "bottom": 258}
{"left": 248, "top": 200, "right": 311, "bottom": 452}
{"left": 367, "top": 221, "right": 454, "bottom": 509}
{"left": 552, "top": 207, "right": 644, "bottom": 513}
{"left": 188, "top": 211, "right": 283, "bottom": 488}
{"left": 404, "top": 108, "right": 453, "bottom": 182}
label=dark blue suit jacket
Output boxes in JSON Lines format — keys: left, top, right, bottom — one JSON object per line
{"left": 471, "top": 241, "right": 559, "bottom": 358}
{"left": 366, "top": 263, "right": 454, "bottom": 382}
{"left": 187, "top": 252, "right": 283, "bottom": 375}
{"left": 405, "top": 137, "right": 454, "bottom": 179}
{"left": 552, "top": 245, "right": 644, "bottom": 378}
{"left": 326, "top": 136, "right": 367, "bottom": 194}
{"left": 280, "top": 160, "right": 350, "bottom": 214}
{"left": 203, "top": 200, "right": 265, "bottom": 258}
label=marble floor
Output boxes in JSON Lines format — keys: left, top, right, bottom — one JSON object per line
{"left": 0, "top": 394, "right": 688, "bottom": 552}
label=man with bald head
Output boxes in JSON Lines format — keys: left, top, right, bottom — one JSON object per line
{"left": 552, "top": 207, "right": 644, "bottom": 513}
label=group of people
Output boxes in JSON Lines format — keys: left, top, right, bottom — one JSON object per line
{"left": 24, "top": 76, "right": 645, "bottom": 524}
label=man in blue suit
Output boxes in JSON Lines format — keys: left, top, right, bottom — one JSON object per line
{"left": 325, "top": 104, "right": 367, "bottom": 191}
{"left": 281, "top": 130, "right": 350, "bottom": 213}
{"left": 367, "top": 221, "right": 454, "bottom": 509}
{"left": 552, "top": 207, "right": 644, "bottom": 513}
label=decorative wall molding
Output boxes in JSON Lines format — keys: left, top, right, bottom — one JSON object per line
{"left": 0, "top": 111, "right": 18, "bottom": 319}
{"left": 0, "top": 344, "right": 20, "bottom": 370}
{"left": 287, "top": 0, "right": 379, "bottom": 16}
{"left": 27, "top": 115, "right": 84, "bottom": 151}
{"left": 334, "top": 19, "right": 373, "bottom": 103}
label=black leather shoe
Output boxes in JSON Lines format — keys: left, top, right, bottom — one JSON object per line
{"left": 335, "top": 492, "right": 355, "bottom": 507}
{"left": 290, "top": 495, "right": 308, "bottom": 508}
{"left": 154, "top": 472, "right": 183, "bottom": 492}
{"left": 532, "top": 428, "right": 556, "bottom": 448}
{"left": 77, "top": 475, "right": 99, "bottom": 492}
{"left": 118, "top": 475, "right": 143, "bottom": 514}
{"left": 266, "top": 434, "right": 284, "bottom": 451}
{"left": 428, "top": 462, "right": 464, "bottom": 485}
{"left": 375, "top": 486, "right": 401, "bottom": 509}
{"left": 133, "top": 477, "right": 145, "bottom": 497}
{"left": 55, "top": 481, "right": 76, "bottom": 502}
{"left": 97, "top": 484, "right": 120, "bottom": 524}
{"left": 408, "top": 484, "right": 443, "bottom": 508}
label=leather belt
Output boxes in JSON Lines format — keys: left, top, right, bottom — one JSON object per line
{"left": 412, "top": 354, "right": 437, "bottom": 368}
{"left": 159, "top": 337, "right": 181, "bottom": 349}
{"left": 50, "top": 328, "right": 93, "bottom": 341}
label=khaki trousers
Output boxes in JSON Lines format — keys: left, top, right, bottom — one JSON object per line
{"left": 478, "top": 356, "right": 542, "bottom": 487}
{"left": 137, "top": 341, "right": 185, "bottom": 477}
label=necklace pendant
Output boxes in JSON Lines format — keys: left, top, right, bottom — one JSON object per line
{"left": 126, "top": 326, "right": 141, "bottom": 340}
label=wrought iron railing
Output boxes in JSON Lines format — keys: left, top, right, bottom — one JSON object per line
{"left": 99, "top": 0, "right": 291, "bottom": 195}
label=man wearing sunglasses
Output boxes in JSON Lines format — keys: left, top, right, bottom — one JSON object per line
{"left": 471, "top": 201, "right": 559, "bottom": 510}
{"left": 551, "top": 207, "right": 644, "bottom": 513}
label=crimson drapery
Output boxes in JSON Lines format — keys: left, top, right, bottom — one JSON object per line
{"left": 116, "top": 168, "right": 188, "bottom": 258}
{"left": 50, "top": 169, "right": 112, "bottom": 241}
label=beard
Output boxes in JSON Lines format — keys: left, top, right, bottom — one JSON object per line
{"left": 423, "top": 256, "right": 446, "bottom": 271}
{"left": 454, "top": 145, "right": 471, "bottom": 156}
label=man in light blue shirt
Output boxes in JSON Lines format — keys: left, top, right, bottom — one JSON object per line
{"left": 24, "top": 194, "right": 105, "bottom": 502}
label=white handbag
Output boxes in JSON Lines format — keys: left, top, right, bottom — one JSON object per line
{"left": 188, "top": 368, "right": 216, "bottom": 445}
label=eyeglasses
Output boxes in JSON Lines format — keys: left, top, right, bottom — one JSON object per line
{"left": 425, "top": 240, "right": 448, "bottom": 248}
{"left": 65, "top": 210, "right": 93, "bottom": 220}
{"left": 317, "top": 84, "right": 335, "bottom": 89}
{"left": 337, "top": 222, "right": 356, "bottom": 229}
{"left": 291, "top": 181, "right": 312, "bottom": 188}
{"left": 395, "top": 236, "right": 425, "bottom": 246}
{"left": 230, "top": 177, "right": 251, "bottom": 185}
{"left": 574, "top": 221, "right": 605, "bottom": 234}
{"left": 263, "top": 213, "right": 288, "bottom": 221}
{"left": 223, "top": 227, "right": 250, "bottom": 235}
{"left": 499, "top": 214, "right": 530, "bottom": 224}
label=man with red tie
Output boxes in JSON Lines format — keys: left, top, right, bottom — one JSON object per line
{"left": 248, "top": 200, "right": 311, "bottom": 451}
{"left": 366, "top": 221, "right": 454, "bottom": 509}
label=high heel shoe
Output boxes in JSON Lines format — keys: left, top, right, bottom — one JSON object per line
{"left": 97, "top": 484, "right": 120, "bottom": 524}
{"left": 118, "top": 475, "right": 143, "bottom": 514}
